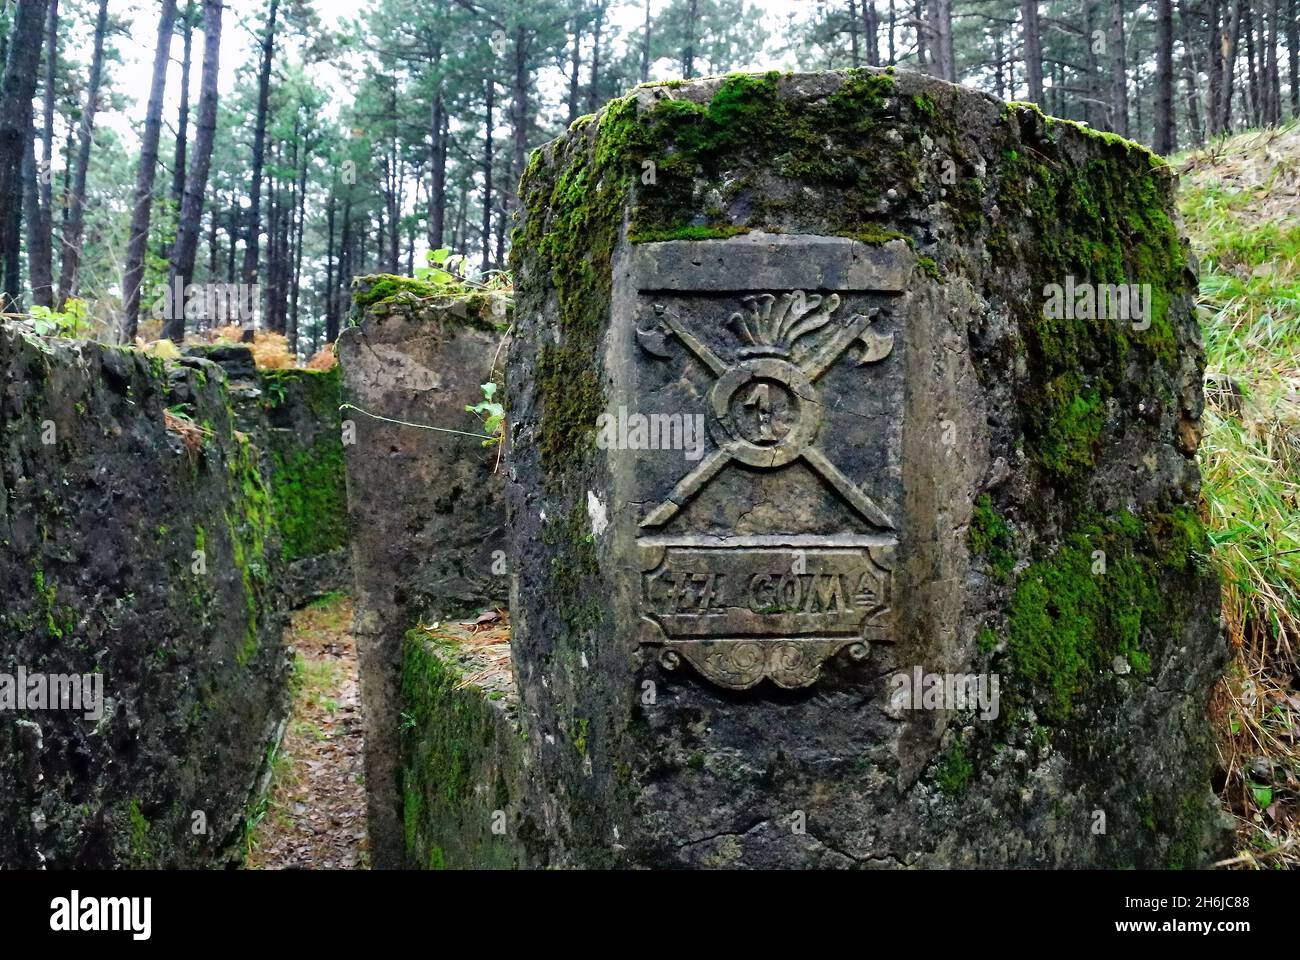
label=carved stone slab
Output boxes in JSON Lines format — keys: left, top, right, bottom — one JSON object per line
{"left": 620, "top": 235, "right": 913, "bottom": 689}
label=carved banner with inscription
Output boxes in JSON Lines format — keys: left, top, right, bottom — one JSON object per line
{"left": 622, "top": 235, "right": 911, "bottom": 689}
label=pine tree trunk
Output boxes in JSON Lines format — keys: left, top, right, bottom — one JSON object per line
{"left": 864, "top": 1, "right": 880, "bottom": 66}
{"left": 513, "top": 25, "right": 530, "bottom": 207}
{"left": 291, "top": 140, "right": 306, "bottom": 355}
{"left": 1107, "top": 0, "right": 1129, "bottom": 136}
{"left": 1153, "top": 0, "right": 1175, "bottom": 153}
{"left": 0, "top": 0, "right": 46, "bottom": 311}
{"left": 849, "top": 0, "right": 861, "bottom": 67}
{"left": 640, "top": 0, "right": 651, "bottom": 83}
{"left": 1242, "top": 1, "right": 1259, "bottom": 125}
{"left": 164, "top": 0, "right": 194, "bottom": 260}
{"left": 924, "top": 0, "right": 955, "bottom": 81}
{"left": 226, "top": 203, "right": 237, "bottom": 282}
{"left": 683, "top": 0, "right": 699, "bottom": 78}
{"left": 914, "top": 0, "right": 926, "bottom": 71}
{"left": 120, "top": 0, "right": 178, "bottom": 341}
{"left": 1180, "top": 0, "right": 1204, "bottom": 146}
{"left": 55, "top": 0, "right": 108, "bottom": 308}
{"left": 481, "top": 74, "right": 494, "bottom": 274}
{"left": 324, "top": 188, "right": 336, "bottom": 343}
{"left": 207, "top": 199, "right": 218, "bottom": 281}
{"left": 28, "top": 0, "right": 56, "bottom": 309}
{"left": 240, "top": 0, "right": 279, "bottom": 290}
{"left": 22, "top": 130, "right": 42, "bottom": 303}
{"left": 1020, "top": 1, "right": 1043, "bottom": 103}
{"left": 587, "top": 3, "right": 604, "bottom": 113}
{"left": 335, "top": 194, "right": 352, "bottom": 334}
{"left": 1288, "top": 0, "right": 1299, "bottom": 119}
{"left": 888, "top": 0, "right": 896, "bottom": 65}
{"left": 567, "top": 14, "right": 583, "bottom": 124}
{"left": 164, "top": 0, "right": 222, "bottom": 343}
{"left": 1266, "top": 0, "right": 1280, "bottom": 125}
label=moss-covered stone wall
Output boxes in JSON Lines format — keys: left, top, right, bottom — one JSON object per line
{"left": 399, "top": 630, "right": 532, "bottom": 869}
{"left": 339, "top": 284, "right": 510, "bottom": 867}
{"left": 259, "top": 367, "right": 348, "bottom": 563}
{"left": 503, "top": 69, "right": 1225, "bottom": 868}
{"left": 184, "top": 344, "right": 350, "bottom": 607}
{"left": 0, "top": 326, "right": 290, "bottom": 868}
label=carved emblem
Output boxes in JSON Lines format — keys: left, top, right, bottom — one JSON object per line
{"left": 637, "top": 290, "right": 895, "bottom": 529}
{"left": 634, "top": 289, "right": 898, "bottom": 690}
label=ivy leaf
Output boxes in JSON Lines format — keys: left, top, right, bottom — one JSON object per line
{"left": 480, "top": 381, "right": 498, "bottom": 400}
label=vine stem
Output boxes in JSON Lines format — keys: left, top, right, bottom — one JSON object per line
{"left": 338, "top": 402, "right": 494, "bottom": 441}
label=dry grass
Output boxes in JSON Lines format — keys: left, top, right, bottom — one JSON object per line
{"left": 410, "top": 610, "right": 512, "bottom": 692}
{"left": 305, "top": 345, "right": 338, "bottom": 370}
{"left": 189, "top": 324, "right": 296, "bottom": 369}
{"left": 162, "top": 408, "right": 210, "bottom": 458}
{"left": 1178, "top": 120, "right": 1300, "bottom": 868}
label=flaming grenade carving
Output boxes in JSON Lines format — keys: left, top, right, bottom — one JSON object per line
{"left": 636, "top": 290, "right": 896, "bottom": 530}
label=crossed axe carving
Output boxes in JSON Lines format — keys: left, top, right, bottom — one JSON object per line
{"left": 635, "top": 291, "right": 896, "bottom": 530}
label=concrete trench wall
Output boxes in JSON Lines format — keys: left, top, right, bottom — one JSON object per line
{"left": 337, "top": 280, "right": 509, "bottom": 868}
{"left": 187, "top": 345, "right": 351, "bottom": 608}
{"left": 0, "top": 329, "right": 348, "bottom": 868}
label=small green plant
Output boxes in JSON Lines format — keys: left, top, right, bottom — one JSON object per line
{"left": 414, "top": 246, "right": 462, "bottom": 286}
{"left": 465, "top": 381, "right": 504, "bottom": 447}
{"left": 262, "top": 378, "right": 288, "bottom": 409}
{"left": 26, "top": 299, "right": 94, "bottom": 339}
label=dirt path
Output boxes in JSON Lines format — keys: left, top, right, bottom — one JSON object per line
{"left": 247, "top": 592, "right": 369, "bottom": 869}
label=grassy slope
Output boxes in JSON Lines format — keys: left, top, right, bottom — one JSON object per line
{"left": 1178, "top": 122, "right": 1300, "bottom": 868}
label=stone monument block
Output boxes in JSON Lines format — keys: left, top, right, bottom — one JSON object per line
{"left": 338, "top": 281, "right": 509, "bottom": 867}
{"left": 507, "top": 70, "right": 1224, "bottom": 868}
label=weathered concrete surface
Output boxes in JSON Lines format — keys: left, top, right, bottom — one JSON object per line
{"left": 339, "top": 280, "right": 509, "bottom": 868}
{"left": 0, "top": 326, "right": 290, "bottom": 868}
{"left": 503, "top": 70, "right": 1225, "bottom": 868}
{"left": 185, "top": 345, "right": 350, "bottom": 607}
{"left": 400, "top": 626, "right": 531, "bottom": 869}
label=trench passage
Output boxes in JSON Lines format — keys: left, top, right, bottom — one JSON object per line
{"left": 246, "top": 592, "right": 369, "bottom": 869}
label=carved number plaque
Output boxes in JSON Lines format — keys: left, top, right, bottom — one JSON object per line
{"left": 625, "top": 236, "right": 911, "bottom": 690}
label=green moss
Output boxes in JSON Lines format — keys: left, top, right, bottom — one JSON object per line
{"left": 628, "top": 224, "right": 752, "bottom": 243}
{"left": 32, "top": 566, "right": 68, "bottom": 640}
{"left": 225, "top": 433, "right": 274, "bottom": 666}
{"left": 992, "top": 109, "right": 1188, "bottom": 481}
{"left": 572, "top": 716, "right": 590, "bottom": 757}
{"left": 969, "top": 494, "right": 1015, "bottom": 582}
{"left": 937, "top": 740, "right": 972, "bottom": 795}
{"left": 402, "top": 632, "right": 477, "bottom": 809}
{"left": 351, "top": 275, "right": 441, "bottom": 309}
{"left": 1002, "top": 507, "right": 1207, "bottom": 725}
{"left": 627, "top": 69, "right": 900, "bottom": 237}
{"left": 403, "top": 780, "right": 423, "bottom": 855}
{"left": 850, "top": 227, "right": 911, "bottom": 246}
{"left": 399, "top": 629, "right": 524, "bottom": 868}
{"left": 542, "top": 502, "right": 601, "bottom": 636}
{"left": 127, "top": 799, "right": 150, "bottom": 863}
{"left": 260, "top": 369, "right": 348, "bottom": 562}
{"left": 351, "top": 276, "right": 504, "bottom": 332}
